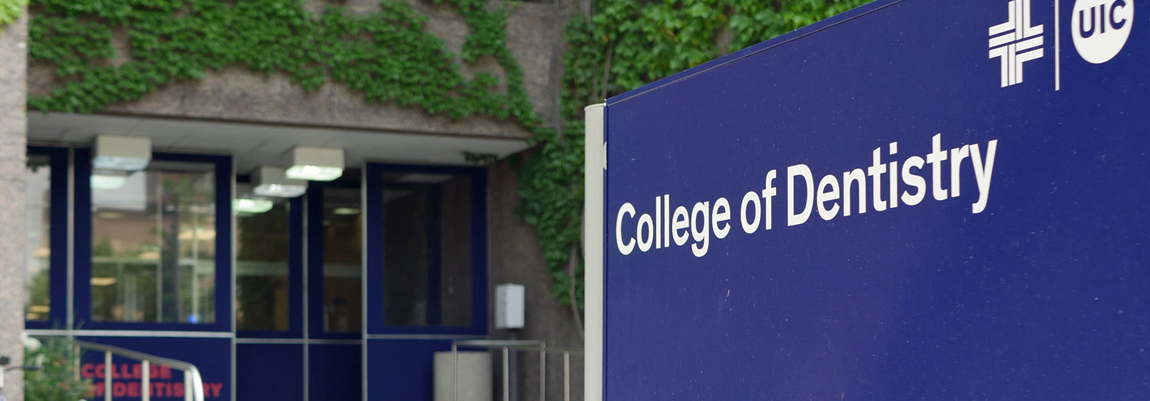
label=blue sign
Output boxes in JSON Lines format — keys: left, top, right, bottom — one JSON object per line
{"left": 603, "top": 0, "right": 1148, "bottom": 399}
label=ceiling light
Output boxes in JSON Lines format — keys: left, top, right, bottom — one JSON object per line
{"left": 333, "top": 207, "right": 360, "bottom": 215}
{"left": 285, "top": 147, "right": 344, "bottom": 181}
{"left": 178, "top": 228, "right": 216, "bottom": 241}
{"left": 234, "top": 198, "right": 275, "bottom": 214}
{"left": 90, "top": 277, "right": 118, "bottom": 286}
{"left": 91, "top": 170, "right": 129, "bottom": 189}
{"left": 394, "top": 173, "right": 453, "bottom": 183}
{"left": 252, "top": 166, "right": 307, "bottom": 198}
{"left": 92, "top": 135, "right": 151, "bottom": 171}
{"left": 97, "top": 212, "right": 125, "bottom": 220}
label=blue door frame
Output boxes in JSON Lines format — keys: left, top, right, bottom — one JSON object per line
{"left": 363, "top": 163, "right": 489, "bottom": 401}
{"left": 48, "top": 148, "right": 237, "bottom": 401}
{"left": 26, "top": 147, "right": 494, "bottom": 401}
{"left": 74, "top": 149, "right": 234, "bottom": 333}
{"left": 25, "top": 146, "right": 69, "bottom": 331}
{"left": 234, "top": 178, "right": 305, "bottom": 401}
{"left": 305, "top": 179, "right": 364, "bottom": 401}
{"left": 364, "top": 163, "right": 489, "bottom": 337}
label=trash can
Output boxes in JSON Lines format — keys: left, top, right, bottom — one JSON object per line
{"left": 434, "top": 351, "right": 492, "bottom": 401}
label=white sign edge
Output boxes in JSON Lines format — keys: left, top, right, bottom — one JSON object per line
{"left": 584, "top": 103, "right": 606, "bottom": 401}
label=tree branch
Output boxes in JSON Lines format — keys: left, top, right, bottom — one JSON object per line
{"left": 568, "top": 244, "right": 585, "bottom": 339}
{"left": 598, "top": 46, "right": 613, "bottom": 101}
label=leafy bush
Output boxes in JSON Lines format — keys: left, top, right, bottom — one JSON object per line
{"left": 24, "top": 338, "right": 93, "bottom": 401}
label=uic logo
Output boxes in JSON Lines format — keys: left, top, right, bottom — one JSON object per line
{"left": 1072, "top": 0, "right": 1132, "bottom": 63}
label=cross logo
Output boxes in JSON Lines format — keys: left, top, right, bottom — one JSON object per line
{"left": 989, "top": 0, "right": 1045, "bottom": 87}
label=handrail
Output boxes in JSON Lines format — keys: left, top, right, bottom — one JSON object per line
{"left": 453, "top": 339, "right": 584, "bottom": 354}
{"left": 451, "top": 339, "right": 583, "bottom": 401}
{"left": 72, "top": 340, "right": 205, "bottom": 401}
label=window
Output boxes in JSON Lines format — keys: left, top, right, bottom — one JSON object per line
{"left": 90, "top": 161, "right": 217, "bottom": 324}
{"left": 382, "top": 173, "right": 472, "bottom": 327}
{"left": 235, "top": 194, "right": 290, "bottom": 332}
{"left": 323, "top": 187, "right": 362, "bottom": 333}
{"left": 25, "top": 155, "right": 51, "bottom": 321}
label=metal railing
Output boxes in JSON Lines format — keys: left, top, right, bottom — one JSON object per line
{"left": 72, "top": 340, "right": 205, "bottom": 401}
{"left": 450, "top": 339, "right": 582, "bottom": 401}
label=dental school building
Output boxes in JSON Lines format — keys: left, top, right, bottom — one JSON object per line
{"left": 0, "top": 1, "right": 585, "bottom": 400}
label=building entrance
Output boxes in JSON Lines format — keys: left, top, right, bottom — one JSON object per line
{"left": 24, "top": 144, "right": 490, "bottom": 401}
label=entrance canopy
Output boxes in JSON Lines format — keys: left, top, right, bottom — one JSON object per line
{"left": 29, "top": 112, "right": 530, "bottom": 171}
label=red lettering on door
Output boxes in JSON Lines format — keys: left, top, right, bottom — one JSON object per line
{"left": 113, "top": 382, "right": 127, "bottom": 397}
{"left": 202, "top": 382, "right": 223, "bottom": 398}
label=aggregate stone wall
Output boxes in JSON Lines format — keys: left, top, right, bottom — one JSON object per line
{"left": 27, "top": 0, "right": 571, "bottom": 140}
{"left": 488, "top": 155, "right": 585, "bottom": 401}
{"left": 0, "top": 10, "right": 28, "bottom": 401}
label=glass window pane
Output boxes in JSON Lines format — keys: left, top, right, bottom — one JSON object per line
{"left": 25, "top": 155, "right": 51, "bottom": 322}
{"left": 323, "top": 187, "right": 362, "bottom": 333}
{"left": 382, "top": 173, "right": 472, "bottom": 327}
{"left": 91, "top": 161, "right": 216, "bottom": 324}
{"left": 235, "top": 193, "right": 290, "bottom": 331}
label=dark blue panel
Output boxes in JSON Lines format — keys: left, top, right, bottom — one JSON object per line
{"left": 237, "top": 343, "right": 303, "bottom": 401}
{"left": 604, "top": 0, "right": 1150, "bottom": 400}
{"left": 213, "top": 155, "right": 233, "bottom": 332}
{"left": 74, "top": 147, "right": 92, "bottom": 330}
{"left": 365, "top": 339, "right": 454, "bottom": 401}
{"left": 365, "top": 166, "right": 385, "bottom": 335}
{"left": 308, "top": 343, "right": 362, "bottom": 401}
{"left": 26, "top": 146, "right": 68, "bottom": 330}
{"left": 78, "top": 336, "right": 232, "bottom": 400}
{"left": 306, "top": 184, "right": 326, "bottom": 339}
{"left": 467, "top": 169, "right": 488, "bottom": 334}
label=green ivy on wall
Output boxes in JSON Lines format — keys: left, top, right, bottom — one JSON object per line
{"left": 0, "top": 0, "right": 26, "bottom": 26}
{"left": 27, "top": 0, "right": 546, "bottom": 124}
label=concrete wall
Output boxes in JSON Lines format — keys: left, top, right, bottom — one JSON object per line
{"left": 488, "top": 155, "right": 585, "bottom": 401}
{"left": 26, "top": 0, "right": 571, "bottom": 141}
{"left": 0, "top": 9, "right": 28, "bottom": 401}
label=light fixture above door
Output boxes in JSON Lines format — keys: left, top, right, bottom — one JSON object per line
{"left": 285, "top": 146, "right": 344, "bottom": 181}
{"left": 92, "top": 135, "right": 151, "bottom": 171}
{"left": 252, "top": 166, "right": 307, "bottom": 198}
{"left": 90, "top": 135, "right": 151, "bottom": 189}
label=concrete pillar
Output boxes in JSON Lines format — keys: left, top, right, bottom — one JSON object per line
{"left": 0, "top": 7, "right": 28, "bottom": 401}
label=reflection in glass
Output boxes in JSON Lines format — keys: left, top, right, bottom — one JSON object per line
{"left": 383, "top": 173, "right": 472, "bottom": 327}
{"left": 236, "top": 194, "right": 290, "bottom": 331}
{"left": 25, "top": 155, "right": 51, "bottom": 321}
{"left": 91, "top": 162, "right": 216, "bottom": 324}
{"left": 323, "top": 187, "right": 362, "bottom": 333}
